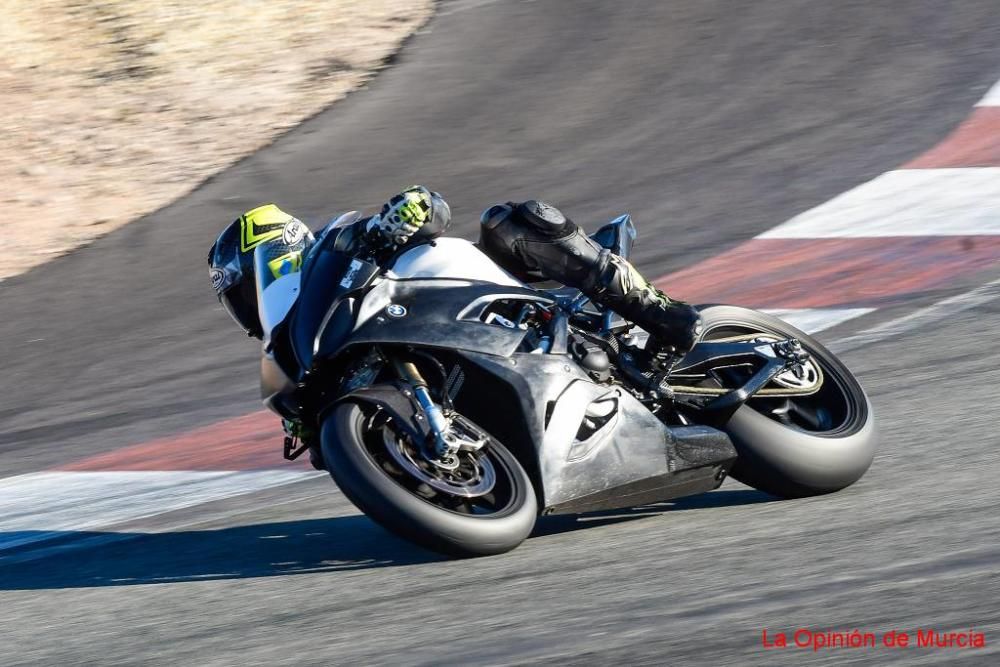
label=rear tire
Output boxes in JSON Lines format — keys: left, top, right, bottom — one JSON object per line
{"left": 321, "top": 401, "right": 537, "bottom": 557}
{"left": 695, "top": 305, "right": 876, "bottom": 498}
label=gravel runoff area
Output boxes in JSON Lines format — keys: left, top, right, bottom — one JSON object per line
{"left": 0, "top": 0, "right": 433, "bottom": 282}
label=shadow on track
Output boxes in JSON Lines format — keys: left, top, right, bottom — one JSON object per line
{"left": 0, "top": 515, "right": 443, "bottom": 590}
{"left": 533, "top": 489, "right": 777, "bottom": 536}
{"left": 0, "top": 489, "right": 775, "bottom": 590}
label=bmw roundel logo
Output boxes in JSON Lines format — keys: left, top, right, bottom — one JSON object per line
{"left": 385, "top": 304, "right": 407, "bottom": 318}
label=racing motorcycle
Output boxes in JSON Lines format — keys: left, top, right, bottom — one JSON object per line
{"left": 258, "top": 213, "right": 876, "bottom": 556}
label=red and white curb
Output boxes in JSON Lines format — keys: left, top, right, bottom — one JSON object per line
{"left": 0, "top": 471, "right": 317, "bottom": 552}
{"left": 0, "top": 413, "right": 316, "bottom": 556}
{"left": 657, "top": 79, "right": 1000, "bottom": 334}
{"left": 3, "top": 77, "right": 999, "bottom": 559}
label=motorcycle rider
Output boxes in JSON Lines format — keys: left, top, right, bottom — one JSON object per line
{"left": 208, "top": 186, "right": 702, "bottom": 457}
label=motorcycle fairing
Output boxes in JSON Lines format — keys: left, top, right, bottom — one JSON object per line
{"left": 387, "top": 237, "right": 524, "bottom": 286}
{"left": 289, "top": 249, "right": 380, "bottom": 371}
{"left": 271, "top": 230, "right": 737, "bottom": 514}
{"left": 457, "top": 351, "right": 737, "bottom": 513}
{"left": 590, "top": 213, "right": 636, "bottom": 260}
{"left": 320, "top": 279, "right": 555, "bottom": 361}
{"left": 305, "top": 271, "right": 736, "bottom": 512}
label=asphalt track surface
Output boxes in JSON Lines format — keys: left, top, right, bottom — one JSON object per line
{"left": 2, "top": 0, "right": 1000, "bottom": 664}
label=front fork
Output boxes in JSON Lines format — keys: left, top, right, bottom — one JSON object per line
{"left": 390, "top": 355, "right": 490, "bottom": 463}
{"left": 391, "top": 358, "right": 456, "bottom": 458}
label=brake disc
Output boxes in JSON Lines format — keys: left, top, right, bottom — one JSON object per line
{"left": 382, "top": 428, "right": 496, "bottom": 498}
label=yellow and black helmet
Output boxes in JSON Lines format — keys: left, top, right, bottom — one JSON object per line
{"left": 208, "top": 204, "right": 314, "bottom": 338}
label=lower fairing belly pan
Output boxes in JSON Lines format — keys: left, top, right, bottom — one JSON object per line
{"left": 458, "top": 351, "right": 737, "bottom": 513}
{"left": 542, "top": 425, "right": 737, "bottom": 515}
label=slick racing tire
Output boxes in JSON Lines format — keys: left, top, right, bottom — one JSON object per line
{"left": 695, "top": 305, "right": 876, "bottom": 498}
{"left": 321, "top": 401, "right": 537, "bottom": 557}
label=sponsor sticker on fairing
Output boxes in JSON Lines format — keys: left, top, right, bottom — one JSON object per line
{"left": 339, "top": 259, "right": 364, "bottom": 288}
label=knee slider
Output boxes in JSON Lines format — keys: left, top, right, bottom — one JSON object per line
{"left": 515, "top": 200, "right": 569, "bottom": 238}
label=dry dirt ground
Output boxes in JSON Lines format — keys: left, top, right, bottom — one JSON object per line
{"left": 0, "top": 0, "right": 433, "bottom": 282}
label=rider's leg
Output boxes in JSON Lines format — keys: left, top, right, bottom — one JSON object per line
{"left": 478, "top": 200, "right": 702, "bottom": 355}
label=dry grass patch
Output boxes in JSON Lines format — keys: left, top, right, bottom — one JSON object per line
{"left": 0, "top": 0, "right": 433, "bottom": 280}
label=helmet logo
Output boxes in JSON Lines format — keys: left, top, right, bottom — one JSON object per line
{"left": 282, "top": 219, "right": 307, "bottom": 246}
{"left": 240, "top": 204, "right": 290, "bottom": 252}
{"left": 385, "top": 304, "right": 407, "bottom": 318}
{"left": 209, "top": 268, "right": 226, "bottom": 292}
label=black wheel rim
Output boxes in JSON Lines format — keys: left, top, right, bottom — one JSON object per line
{"left": 700, "top": 322, "right": 863, "bottom": 436}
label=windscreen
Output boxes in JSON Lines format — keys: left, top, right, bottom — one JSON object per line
{"left": 254, "top": 240, "right": 305, "bottom": 338}
{"left": 254, "top": 240, "right": 304, "bottom": 294}
{"left": 326, "top": 210, "right": 362, "bottom": 231}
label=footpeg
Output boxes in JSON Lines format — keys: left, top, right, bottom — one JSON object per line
{"left": 618, "top": 349, "right": 675, "bottom": 401}
{"left": 283, "top": 435, "right": 310, "bottom": 461}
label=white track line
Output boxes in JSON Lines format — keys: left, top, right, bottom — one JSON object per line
{"left": 0, "top": 471, "right": 321, "bottom": 553}
{"left": 976, "top": 79, "right": 1000, "bottom": 106}
{"left": 831, "top": 276, "right": 1000, "bottom": 353}
{"left": 0, "top": 485, "right": 338, "bottom": 567}
{"left": 764, "top": 308, "right": 875, "bottom": 334}
{"left": 758, "top": 168, "right": 1000, "bottom": 238}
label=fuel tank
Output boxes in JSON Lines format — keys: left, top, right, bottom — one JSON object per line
{"left": 388, "top": 238, "right": 523, "bottom": 286}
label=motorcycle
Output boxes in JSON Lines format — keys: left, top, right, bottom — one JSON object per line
{"left": 257, "top": 213, "right": 876, "bottom": 556}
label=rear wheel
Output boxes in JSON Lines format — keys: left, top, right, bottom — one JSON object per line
{"left": 694, "top": 305, "right": 876, "bottom": 498}
{"left": 321, "top": 401, "right": 537, "bottom": 557}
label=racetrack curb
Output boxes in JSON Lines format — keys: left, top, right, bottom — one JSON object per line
{"left": 3, "top": 68, "right": 998, "bottom": 560}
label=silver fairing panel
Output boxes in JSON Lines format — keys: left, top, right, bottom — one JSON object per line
{"left": 260, "top": 233, "right": 736, "bottom": 511}
{"left": 456, "top": 350, "right": 735, "bottom": 511}
{"left": 388, "top": 238, "right": 523, "bottom": 286}
{"left": 310, "top": 239, "right": 537, "bottom": 364}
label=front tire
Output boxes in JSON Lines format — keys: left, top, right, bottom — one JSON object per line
{"left": 695, "top": 305, "right": 876, "bottom": 498}
{"left": 321, "top": 401, "right": 537, "bottom": 557}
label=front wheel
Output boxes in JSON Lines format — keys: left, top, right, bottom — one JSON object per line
{"left": 321, "top": 401, "right": 537, "bottom": 557}
{"left": 694, "top": 305, "right": 877, "bottom": 498}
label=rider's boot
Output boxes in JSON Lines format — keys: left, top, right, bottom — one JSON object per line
{"left": 589, "top": 254, "right": 703, "bottom": 360}
{"left": 588, "top": 254, "right": 702, "bottom": 402}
